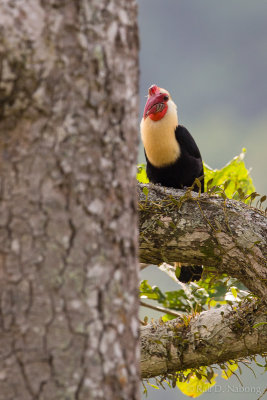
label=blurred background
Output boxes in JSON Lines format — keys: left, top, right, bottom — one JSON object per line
{"left": 138, "top": 0, "right": 267, "bottom": 195}
{"left": 138, "top": 1, "right": 267, "bottom": 398}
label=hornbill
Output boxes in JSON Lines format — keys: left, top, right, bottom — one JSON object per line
{"left": 140, "top": 84, "right": 204, "bottom": 283}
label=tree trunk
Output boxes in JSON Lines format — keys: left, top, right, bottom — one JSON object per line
{"left": 0, "top": 1, "right": 139, "bottom": 399}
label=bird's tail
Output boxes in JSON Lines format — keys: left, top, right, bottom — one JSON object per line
{"left": 175, "top": 263, "right": 203, "bottom": 283}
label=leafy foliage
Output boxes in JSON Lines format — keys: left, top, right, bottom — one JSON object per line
{"left": 140, "top": 276, "right": 251, "bottom": 318}
{"left": 139, "top": 150, "right": 266, "bottom": 397}
{"left": 204, "top": 148, "right": 255, "bottom": 200}
{"left": 140, "top": 279, "right": 209, "bottom": 315}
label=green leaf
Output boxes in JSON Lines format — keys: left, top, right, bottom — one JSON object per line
{"left": 175, "top": 265, "right": 181, "bottom": 279}
{"left": 260, "top": 195, "right": 267, "bottom": 205}
{"left": 139, "top": 280, "right": 165, "bottom": 301}
{"left": 207, "top": 178, "right": 214, "bottom": 188}
{"left": 223, "top": 179, "right": 231, "bottom": 190}
{"left": 161, "top": 313, "right": 177, "bottom": 322}
{"left": 221, "top": 361, "right": 239, "bottom": 380}
{"left": 204, "top": 149, "right": 255, "bottom": 202}
{"left": 147, "top": 382, "right": 159, "bottom": 390}
{"left": 230, "top": 286, "right": 238, "bottom": 299}
{"left": 136, "top": 163, "right": 149, "bottom": 183}
{"left": 142, "top": 186, "right": 149, "bottom": 197}
{"left": 253, "top": 322, "right": 267, "bottom": 329}
{"left": 176, "top": 367, "right": 217, "bottom": 398}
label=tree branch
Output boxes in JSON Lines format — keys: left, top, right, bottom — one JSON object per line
{"left": 138, "top": 183, "right": 267, "bottom": 299}
{"left": 138, "top": 184, "right": 267, "bottom": 378}
{"left": 141, "top": 300, "right": 267, "bottom": 378}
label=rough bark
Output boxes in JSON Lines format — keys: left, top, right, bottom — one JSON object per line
{"left": 139, "top": 183, "right": 267, "bottom": 380}
{"left": 0, "top": 1, "right": 139, "bottom": 400}
{"left": 138, "top": 183, "right": 267, "bottom": 299}
{"left": 141, "top": 300, "right": 267, "bottom": 378}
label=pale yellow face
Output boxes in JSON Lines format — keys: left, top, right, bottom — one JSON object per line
{"left": 154, "top": 87, "right": 170, "bottom": 98}
{"left": 140, "top": 87, "right": 180, "bottom": 167}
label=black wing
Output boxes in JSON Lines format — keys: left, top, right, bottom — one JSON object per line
{"left": 175, "top": 125, "right": 204, "bottom": 192}
{"left": 175, "top": 125, "right": 202, "bottom": 160}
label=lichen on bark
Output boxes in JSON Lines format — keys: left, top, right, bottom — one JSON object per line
{"left": 138, "top": 183, "right": 267, "bottom": 299}
{"left": 141, "top": 299, "right": 267, "bottom": 379}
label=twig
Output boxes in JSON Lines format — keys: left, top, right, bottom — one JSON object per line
{"left": 140, "top": 300, "right": 181, "bottom": 318}
{"left": 257, "top": 387, "right": 267, "bottom": 400}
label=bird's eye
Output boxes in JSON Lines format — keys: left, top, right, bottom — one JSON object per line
{"left": 163, "top": 95, "right": 169, "bottom": 101}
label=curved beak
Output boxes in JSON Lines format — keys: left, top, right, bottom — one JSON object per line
{"left": 143, "top": 93, "right": 165, "bottom": 119}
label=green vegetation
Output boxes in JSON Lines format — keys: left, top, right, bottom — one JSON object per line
{"left": 204, "top": 148, "right": 255, "bottom": 200}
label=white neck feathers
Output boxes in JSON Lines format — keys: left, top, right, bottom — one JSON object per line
{"left": 140, "top": 100, "right": 180, "bottom": 167}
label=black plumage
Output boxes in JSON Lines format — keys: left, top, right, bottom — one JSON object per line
{"left": 145, "top": 125, "right": 204, "bottom": 192}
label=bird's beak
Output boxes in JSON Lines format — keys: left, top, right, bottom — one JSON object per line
{"left": 143, "top": 93, "right": 165, "bottom": 119}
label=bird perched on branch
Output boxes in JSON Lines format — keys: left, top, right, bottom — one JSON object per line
{"left": 140, "top": 84, "right": 204, "bottom": 283}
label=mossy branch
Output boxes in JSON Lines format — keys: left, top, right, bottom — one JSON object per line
{"left": 138, "top": 183, "right": 267, "bottom": 299}
{"left": 141, "top": 300, "right": 267, "bottom": 378}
